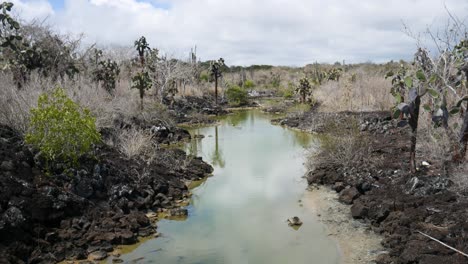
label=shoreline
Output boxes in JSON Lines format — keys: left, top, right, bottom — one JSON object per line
{"left": 302, "top": 186, "right": 384, "bottom": 264}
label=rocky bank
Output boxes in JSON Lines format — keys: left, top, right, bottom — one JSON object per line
{"left": 277, "top": 110, "right": 468, "bottom": 264}
{"left": 0, "top": 124, "right": 212, "bottom": 264}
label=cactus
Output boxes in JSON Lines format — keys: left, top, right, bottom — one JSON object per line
{"left": 131, "top": 71, "right": 152, "bottom": 110}
{"left": 209, "top": 58, "right": 225, "bottom": 104}
{"left": 295, "top": 77, "right": 313, "bottom": 103}
{"left": 134, "top": 36, "right": 150, "bottom": 66}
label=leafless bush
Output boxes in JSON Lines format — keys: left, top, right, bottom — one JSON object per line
{"left": 114, "top": 128, "right": 155, "bottom": 159}
{"left": 0, "top": 73, "right": 44, "bottom": 133}
{"left": 315, "top": 69, "right": 393, "bottom": 112}
{"left": 308, "top": 117, "right": 372, "bottom": 169}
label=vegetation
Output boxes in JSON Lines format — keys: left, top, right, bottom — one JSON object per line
{"left": 209, "top": 58, "right": 225, "bottom": 104}
{"left": 296, "top": 77, "right": 313, "bottom": 103}
{"left": 25, "top": 88, "right": 101, "bottom": 167}
{"left": 386, "top": 31, "right": 468, "bottom": 172}
{"left": 134, "top": 36, "right": 150, "bottom": 66}
{"left": 226, "top": 85, "right": 248, "bottom": 106}
{"left": 131, "top": 71, "right": 152, "bottom": 110}
{"left": 93, "top": 58, "right": 120, "bottom": 95}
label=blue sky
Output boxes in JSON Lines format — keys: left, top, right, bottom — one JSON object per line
{"left": 48, "top": 0, "right": 171, "bottom": 11}
{"left": 48, "top": 0, "right": 63, "bottom": 9}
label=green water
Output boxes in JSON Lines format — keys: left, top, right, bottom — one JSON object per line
{"left": 114, "top": 110, "right": 340, "bottom": 264}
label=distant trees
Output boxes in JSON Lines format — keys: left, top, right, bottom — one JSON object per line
{"left": 209, "top": 58, "right": 225, "bottom": 104}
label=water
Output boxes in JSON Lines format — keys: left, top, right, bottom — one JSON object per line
{"left": 113, "top": 110, "right": 340, "bottom": 264}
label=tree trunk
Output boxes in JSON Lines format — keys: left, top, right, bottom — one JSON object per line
{"left": 410, "top": 129, "right": 417, "bottom": 173}
{"left": 409, "top": 96, "right": 421, "bottom": 174}
{"left": 215, "top": 76, "right": 218, "bottom": 105}
{"left": 459, "top": 103, "right": 468, "bottom": 160}
{"left": 140, "top": 90, "right": 144, "bottom": 111}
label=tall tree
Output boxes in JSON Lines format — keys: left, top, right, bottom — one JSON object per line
{"left": 210, "top": 58, "right": 225, "bottom": 104}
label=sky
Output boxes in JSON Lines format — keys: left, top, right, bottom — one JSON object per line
{"left": 7, "top": 0, "right": 468, "bottom": 66}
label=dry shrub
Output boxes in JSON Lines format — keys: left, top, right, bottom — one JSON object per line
{"left": 451, "top": 163, "right": 468, "bottom": 193}
{"left": 315, "top": 69, "right": 393, "bottom": 112}
{"left": 0, "top": 70, "right": 165, "bottom": 134}
{"left": 308, "top": 117, "right": 371, "bottom": 169}
{"left": 114, "top": 128, "right": 155, "bottom": 159}
{"left": 0, "top": 73, "right": 42, "bottom": 133}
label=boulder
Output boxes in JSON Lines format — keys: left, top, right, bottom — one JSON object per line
{"left": 338, "top": 187, "right": 360, "bottom": 204}
{"left": 88, "top": 250, "right": 107, "bottom": 261}
{"left": 351, "top": 201, "right": 368, "bottom": 219}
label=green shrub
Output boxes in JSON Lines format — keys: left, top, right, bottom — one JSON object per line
{"left": 281, "top": 87, "right": 295, "bottom": 99}
{"left": 281, "top": 83, "right": 295, "bottom": 99}
{"left": 226, "top": 85, "right": 248, "bottom": 106}
{"left": 243, "top": 79, "right": 255, "bottom": 89}
{"left": 25, "top": 88, "right": 101, "bottom": 167}
{"left": 199, "top": 72, "right": 209, "bottom": 82}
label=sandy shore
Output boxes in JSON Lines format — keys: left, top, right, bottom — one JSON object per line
{"left": 302, "top": 186, "right": 386, "bottom": 264}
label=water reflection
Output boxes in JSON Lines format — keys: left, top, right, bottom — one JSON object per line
{"left": 112, "top": 110, "right": 339, "bottom": 264}
{"left": 210, "top": 126, "right": 225, "bottom": 168}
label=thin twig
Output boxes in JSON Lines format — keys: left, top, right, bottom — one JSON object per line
{"left": 417, "top": 231, "right": 468, "bottom": 258}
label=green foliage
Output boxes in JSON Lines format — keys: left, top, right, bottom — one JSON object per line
{"left": 295, "top": 77, "right": 313, "bottom": 103}
{"left": 93, "top": 58, "right": 120, "bottom": 94}
{"left": 199, "top": 72, "right": 209, "bottom": 82}
{"left": 210, "top": 58, "right": 225, "bottom": 104}
{"left": 326, "top": 67, "right": 343, "bottom": 81}
{"left": 243, "top": 79, "right": 255, "bottom": 89}
{"left": 25, "top": 88, "right": 101, "bottom": 167}
{"left": 226, "top": 85, "right": 248, "bottom": 106}
{"left": 1, "top": 3, "right": 80, "bottom": 87}
{"left": 0, "top": 2, "right": 21, "bottom": 49}
{"left": 209, "top": 58, "right": 225, "bottom": 81}
{"left": 281, "top": 82, "right": 295, "bottom": 99}
{"left": 131, "top": 71, "right": 152, "bottom": 110}
{"left": 134, "top": 36, "right": 150, "bottom": 66}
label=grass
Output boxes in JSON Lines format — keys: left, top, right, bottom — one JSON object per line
{"left": 308, "top": 116, "right": 372, "bottom": 169}
{"left": 314, "top": 69, "right": 393, "bottom": 112}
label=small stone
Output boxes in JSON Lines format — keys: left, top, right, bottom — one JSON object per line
{"left": 88, "top": 250, "right": 107, "bottom": 261}
{"left": 0, "top": 160, "right": 14, "bottom": 171}
{"left": 421, "top": 161, "right": 430, "bottom": 167}
{"left": 287, "top": 216, "right": 303, "bottom": 226}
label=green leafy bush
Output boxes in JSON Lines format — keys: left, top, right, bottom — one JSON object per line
{"left": 25, "top": 88, "right": 101, "bottom": 166}
{"left": 281, "top": 84, "right": 295, "bottom": 99}
{"left": 199, "top": 72, "right": 209, "bottom": 82}
{"left": 243, "top": 79, "right": 255, "bottom": 89}
{"left": 226, "top": 85, "right": 248, "bottom": 106}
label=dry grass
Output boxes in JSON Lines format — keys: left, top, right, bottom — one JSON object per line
{"left": 113, "top": 128, "right": 155, "bottom": 159}
{"left": 314, "top": 69, "right": 393, "bottom": 112}
{"left": 308, "top": 117, "right": 372, "bottom": 169}
{"left": 0, "top": 71, "right": 169, "bottom": 134}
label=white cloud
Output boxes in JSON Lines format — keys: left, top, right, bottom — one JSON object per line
{"left": 10, "top": 0, "right": 54, "bottom": 21}
{"left": 8, "top": 0, "right": 468, "bottom": 65}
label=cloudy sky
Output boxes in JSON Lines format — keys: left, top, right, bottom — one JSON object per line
{"left": 8, "top": 0, "right": 468, "bottom": 66}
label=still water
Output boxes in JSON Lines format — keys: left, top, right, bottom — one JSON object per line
{"left": 114, "top": 110, "right": 340, "bottom": 264}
